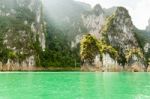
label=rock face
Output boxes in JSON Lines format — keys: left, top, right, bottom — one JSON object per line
{"left": 144, "top": 43, "right": 150, "bottom": 53}
{"left": 82, "top": 4, "right": 105, "bottom": 38}
{"left": 80, "top": 7, "right": 145, "bottom": 71}
{"left": 102, "top": 53, "right": 117, "bottom": 67}
{"left": 101, "top": 7, "right": 145, "bottom": 70}
{"left": 101, "top": 7, "right": 138, "bottom": 49}
{"left": 81, "top": 4, "right": 116, "bottom": 39}
{"left": 0, "top": 0, "right": 45, "bottom": 70}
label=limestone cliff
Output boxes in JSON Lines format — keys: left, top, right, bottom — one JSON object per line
{"left": 82, "top": 4, "right": 105, "bottom": 38}
{"left": 100, "top": 7, "right": 144, "bottom": 68}
{"left": 80, "top": 7, "right": 145, "bottom": 71}
{"left": 82, "top": 4, "right": 116, "bottom": 39}
{"left": 0, "top": 0, "right": 45, "bottom": 70}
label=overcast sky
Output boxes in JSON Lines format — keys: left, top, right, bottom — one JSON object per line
{"left": 75, "top": 0, "right": 150, "bottom": 30}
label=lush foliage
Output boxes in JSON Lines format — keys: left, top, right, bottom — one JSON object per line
{"left": 125, "top": 48, "right": 144, "bottom": 62}
{"left": 80, "top": 34, "right": 99, "bottom": 64}
{"left": 37, "top": 18, "right": 81, "bottom": 67}
{"left": 80, "top": 34, "right": 118, "bottom": 65}
{"left": 96, "top": 40, "right": 118, "bottom": 59}
{"left": 134, "top": 28, "right": 150, "bottom": 65}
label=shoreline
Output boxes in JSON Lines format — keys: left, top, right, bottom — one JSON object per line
{"left": 0, "top": 66, "right": 81, "bottom": 72}
{"left": 0, "top": 65, "right": 150, "bottom": 72}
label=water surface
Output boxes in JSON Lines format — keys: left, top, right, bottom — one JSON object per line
{"left": 0, "top": 72, "right": 150, "bottom": 99}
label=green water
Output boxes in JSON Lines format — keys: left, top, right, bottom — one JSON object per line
{"left": 0, "top": 72, "right": 150, "bottom": 99}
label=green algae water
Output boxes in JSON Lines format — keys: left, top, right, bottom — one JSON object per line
{"left": 0, "top": 72, "right": 150, "bottom": 99}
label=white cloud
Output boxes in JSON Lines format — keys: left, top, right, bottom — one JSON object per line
{"left": 132, "top": 0, "right": 150, "bottom": 29}
{"left": 75, "top": 0, "right": 150, "bottom": 29}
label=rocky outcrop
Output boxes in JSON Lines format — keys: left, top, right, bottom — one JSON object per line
{"left": 1, "top": 55, "right": 35, "bottom": 71}
{"left": 101, "top": 7, "right": 138, "bottom": 49}
{"left": 102, "top": 53, "right": 117, "bottom": 67}
{"left": 80, "top": 7, "right": 146, "bottom": 71}
{"left": 82, "top": 5, "right": 116, "bottom": 39}
{"left": 102, "top": 53, "right": 122, "bottom": 72}
{"left": 82, "top": 4, "right": 105, "bottom": 38}
{"left": 0, "top": 0, "right": 46, "bottom": 68}
{"left": 80, "top": 33, "right": 119, "bottom": 71}
{"left": 101, "top": 7, "right": 144, "bottom": 69}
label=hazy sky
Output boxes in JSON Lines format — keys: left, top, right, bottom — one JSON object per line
{"left": 75, "top": 0, "right": 150, "bottom": 30}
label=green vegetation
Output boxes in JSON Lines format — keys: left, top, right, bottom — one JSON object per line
{"left": 99, "top": 10, "right": 126, "bottom": 65}
{"left": 125, "top": 48, "right": 144, "bottom": 62}
{"left": 80, "top": 34, "right": 118, "bottom": 65}
{"left": 100, "top": 14, "right": 116, "bottom": 43}
{"left": 134, "top": 29, "right": 150, "bottom": 47}
{"left": 0, "top": 0, "right": 88, "bottom": 67}
{"left": 96, "top": 40, "right": 118, "bottom": 59}
{"left": 36, "top": 18, "right": 81, "bottom": 67}
{"left": 79, "top": 33, "right": 145, "bottom": 66}
{"left": 80, "top": 34, "right": 99, "bottom": 64}
{"left": 38, "top": 0, "right": 91, "bottom": 67}
{"left": 134, "top": 28, "right": 150, "bottom": 65}
{"left": 15, "top": 7, "right": 36, "bottom": 24}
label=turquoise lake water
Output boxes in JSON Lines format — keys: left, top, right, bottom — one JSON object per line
{"left": 0, "top": 72, "right": 150, "bottom": 99}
